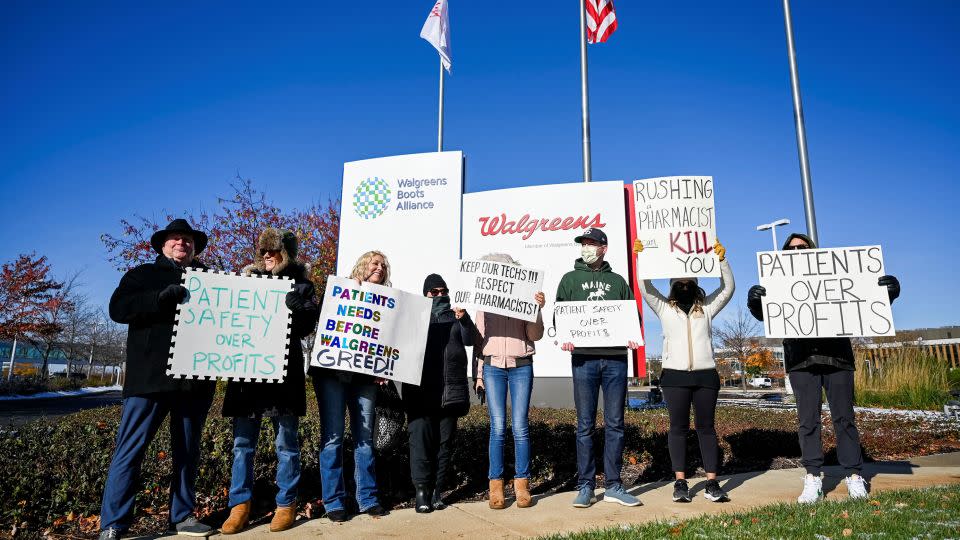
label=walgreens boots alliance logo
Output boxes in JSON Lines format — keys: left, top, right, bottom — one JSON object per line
{"left": 353, "top": 177, "right": 392, "bottom": 220}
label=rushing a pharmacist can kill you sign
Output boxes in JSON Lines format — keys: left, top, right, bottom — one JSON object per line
{"left": 633, "top": 176, "right": 719, "bottom": 280}
{"left": 553, "top": 300, "right": 644, "bottom": 348}
{"left": 311, "top": 276, "right": 432, "bottom": 385}
{"left": 757, "top": 246, "right": 895, "bottom": 339}
{"left": 168, "top": 269, "right": 293, "bottom": 382}
{"left": 453, "top": 259, "right": 545, "bottom": 323}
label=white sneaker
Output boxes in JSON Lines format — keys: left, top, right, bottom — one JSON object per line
{"left": 845, "top": 474, "right": 868, "bottom": 499}
{"left": 797, "top": 474, "right": 823, "bottom": 503}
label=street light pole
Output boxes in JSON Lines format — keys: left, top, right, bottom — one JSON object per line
{"left": 757, "top": 218, "right": 791, "bottom": 251}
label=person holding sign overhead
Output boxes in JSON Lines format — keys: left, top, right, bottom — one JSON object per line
{"left": 634, "top": 238, "right": 734, "bottom": 504}
{"left": 746, "top": 233, "right": 901, "bottom": 503}
{"left": 99, "top": 219, "right": 216, "bottom": 539}
{"left": 472, "top": 253, "right": 546, "bottom": 510}
{"left": 309, "top": 250, "right": 391, "bottom": 522}
{"left": 219, "top": 229, "right": 319, "bottom": 534}
{"left": 401, "top": 274, "right": 475, "bottom": 513}
{"left": 555, "top": 228, "right": 642, "bottom": 509}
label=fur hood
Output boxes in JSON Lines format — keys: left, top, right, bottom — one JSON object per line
{"left": 243, "top": 259, "right": 312, "bottom": 282}
{"left": 247, "top": 228, "right": 299, "bottom": 276}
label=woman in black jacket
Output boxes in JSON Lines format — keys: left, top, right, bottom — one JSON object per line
{"left": 402, "top": 273, "right": 475, "bottom": 513}
{"left": 220, "top": 229, "right": 319, "bottom": 534}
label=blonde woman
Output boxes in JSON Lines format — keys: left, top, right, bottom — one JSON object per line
{"left": 635, "top": 239, "right": 734, "bottom": 504}
{"left": 309, "top": 250, "right": 391, "bottom": 521}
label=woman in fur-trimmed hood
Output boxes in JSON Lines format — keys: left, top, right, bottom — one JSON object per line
{"left": 220, "top": 228, "right": 320, "bottom": 534}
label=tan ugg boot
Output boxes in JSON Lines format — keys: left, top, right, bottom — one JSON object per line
{"left": 221, "top": 501, "right": 251, "bottom": 535}
{"left": 489, "top": 479, "right": 506, "bottom": 509}
{"left": 270, "top": 505, "right": 296, "bottom": 532}
{"left": 515, "top": 478, "right": 532, "bottom": 508}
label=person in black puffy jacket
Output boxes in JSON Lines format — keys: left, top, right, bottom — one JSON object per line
{"left": 746, "top": 232, "right": 901, "bottom": 503}
{"left": 402, "top": 273, "right": 475, "bottom": 513}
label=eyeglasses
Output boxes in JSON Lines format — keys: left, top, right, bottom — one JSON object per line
{"left": 429, "top": 288, "right": 449, "bottom": 296}
{"left": 785, "top": 244, "right": 809, "bottom": 251}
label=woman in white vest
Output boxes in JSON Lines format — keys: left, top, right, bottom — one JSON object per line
{"left": 634, "top": 239, "right": 734, "bottom": 504}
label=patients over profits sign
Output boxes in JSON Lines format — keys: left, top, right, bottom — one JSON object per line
{"left": 757, "top": 246, "right": 895, "bottom": 339}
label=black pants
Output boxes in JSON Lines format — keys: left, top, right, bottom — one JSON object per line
{"left": 662, "top": 386, "right": 720, "bottom": 474}
{"left": 790, "top": 366, "right": 862, "bottom": 474}
{"left": 407, "top": 413, "right": 458, "bottom": 488}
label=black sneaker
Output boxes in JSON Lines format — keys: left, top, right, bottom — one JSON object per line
{"left": 363, "top": 504, "right": 390, "bottom": 517}
{"left": 170, "top": 516, "right": 214, "bottom": 537}
{"left": 672, "top": 479, "right": 691, "bottom": 502}
{"left": 326, "top": 509, "right": 349, "bottom": 522}
{"left": 98, "top": 529, "right": 122, "bottom": 540}
{"left": 703, "top": 479, "right": 729, "bottom": 502}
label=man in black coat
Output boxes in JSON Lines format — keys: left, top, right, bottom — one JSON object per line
{"left": 747, "top": 232, "right": 901, "bottom": 504}
{"left": 402, "top": 274, "right": 474, "bottom": 513}
{"left": 99, "top": 219, "right": 216, "bottom": 539}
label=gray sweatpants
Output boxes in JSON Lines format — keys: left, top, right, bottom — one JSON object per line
{"left": 789, "top": 367, "right": 863, "bottom": 475}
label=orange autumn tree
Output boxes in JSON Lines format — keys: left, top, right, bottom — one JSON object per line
{"left": 101, "top": 176, "right": 340, "bottom": 293}
{"left": 745, "top": 341, "right": 775, "bottom": 377}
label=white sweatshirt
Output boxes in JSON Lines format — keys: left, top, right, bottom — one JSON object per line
{"left": 639, "top": 259, "right": 735, "bottom": 371}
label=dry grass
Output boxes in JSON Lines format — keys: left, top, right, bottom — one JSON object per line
{"left": 854, "top": 346, "right": 950, "bottom": 410}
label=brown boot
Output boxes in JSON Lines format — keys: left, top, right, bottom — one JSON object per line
{"left": 221, "top": 501, "right": 251, "bottom": 535}
{"left": 515, "top": 478, "right": 532, "bottom": 508}
{"left": 270, "top": 505, "right": 297, "bottom": 532}
{"left": 489, "top": 479, "right": 506, "bottom": 509}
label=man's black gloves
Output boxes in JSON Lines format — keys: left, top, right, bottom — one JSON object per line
{"left": 878, "top": 275, "right": 901, "bottom": 303}
{"left": 747, "top": 285, "right": 766, "bottom": 321}
{"left": 159, "top": 284, "right": 188, "bottom": 306}
{"left": 285, "top": 283, "right": 314, "bottom": 312}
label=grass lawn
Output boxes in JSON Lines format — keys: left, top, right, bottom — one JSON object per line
{"left": 542, "top": 484, "right": 960, "bottom": 540}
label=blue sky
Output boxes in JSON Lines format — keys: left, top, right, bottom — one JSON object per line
{"left": 2, "top": 1, "right": 958, "bottom": 354}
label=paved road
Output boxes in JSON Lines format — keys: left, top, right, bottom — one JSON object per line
{"left": 0, "top": 390, "right": 122, "bottom": 428}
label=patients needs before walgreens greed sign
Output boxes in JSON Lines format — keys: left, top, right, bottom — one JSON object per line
{"left": 757, "top": 245, "right": 895, "bottom": 339}
{"left": 311, "top": 277, "right": 431, "bottom": 385}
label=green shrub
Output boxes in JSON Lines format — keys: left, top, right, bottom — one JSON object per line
{"left": 854, "top": 348, "right": 951, "bottom": 410}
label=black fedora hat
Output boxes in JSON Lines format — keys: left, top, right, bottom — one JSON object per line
{"left": 150, "top": 219, "right": 208, "bottom": 255}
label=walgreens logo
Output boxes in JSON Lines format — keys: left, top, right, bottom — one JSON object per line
{"left": 477, "top": 213, "right": 607, "bottom": 241}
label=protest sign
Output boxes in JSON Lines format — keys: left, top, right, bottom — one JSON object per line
{"left": 757, "top": 245, "right": 895, "bottom": 339}
{"left": 167, "top": 269, "right": 293, "bottom": 382}
{"left": 633, "top": 176, "right": 719, "bottom": 279}
{"left": 553, "top": 300, "right": 644, "bottom": 348}
{"left": 453, "top": 259, "right": 544, "bottom": 322}
{"left": 311, "top": 276, "right": 432, "bottom": 385}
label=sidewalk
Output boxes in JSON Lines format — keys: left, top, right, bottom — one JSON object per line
{"left": 223, "top": 452, "right": 960, "bottom": 539}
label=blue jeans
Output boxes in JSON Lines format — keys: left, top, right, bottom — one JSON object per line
{"left": 229, "top": 415, "right": 301, "bottom": 508}
{"left": 312, "top": 373, "right": 379, "bottom": 512}
{"left": 571, "top": 355, "right": 627, "bottom": 490}
{"left": 100, "top": 392, "right": 213, "bottom": 532}
{"left": 484, "top": 363, "right": 533, "bottom": 480}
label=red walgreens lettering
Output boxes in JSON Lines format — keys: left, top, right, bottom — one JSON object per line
{"left": 478, "top": 213, "right": 607, "bottom": 240}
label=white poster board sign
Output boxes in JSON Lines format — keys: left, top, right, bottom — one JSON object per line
{"left": 757, "top": 245, "right": 895, "bottom": 338}
{"left": 462, "top": 181, "right": 632, "bottom": 377}
{"left": 168, "top": 269, "right": 293, "bottom": 382}
{"left": 554, "top": 300, "right": 643, "bottom": 347}
{"left": 453, "top": 259, "right": 545, "bottom": 323}
{"left": 311, "top": 276, "right": 432, "bottom": 385}
{"left": 338, "top": 151, "right": 463, "bottom": 295}
{"left": 633, "top": 176, "right": 719, "bottom": 279}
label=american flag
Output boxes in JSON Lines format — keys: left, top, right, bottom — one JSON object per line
{"left": 585, "top": 0, "right": 618, "bottom": 44}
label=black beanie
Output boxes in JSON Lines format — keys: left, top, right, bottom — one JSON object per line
{"left": 423, "top": 273, "right": 447, "bottom": 296}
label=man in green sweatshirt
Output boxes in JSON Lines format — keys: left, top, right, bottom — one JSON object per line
{"left": 555, "top": 228, "right": 642, "bottom": 509}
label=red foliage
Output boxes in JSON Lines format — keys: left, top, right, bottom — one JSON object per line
{"left": 0, "top": 254, "right": 65, "bottom": 343}
{"left": 100, "top": 176, "right": 340, "bottom": 291}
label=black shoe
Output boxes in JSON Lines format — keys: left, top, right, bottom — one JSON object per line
{"left": 98, "top": 529, "right": 122, "bottom": 540}
{"left": 326, "top": 509, "right": 349, "bottom": 522}
{"left": 169, "top": 516, "right": 214, "bottom": 537}
{"left": 703, "top": 479, "right": 730, "bottom": 502}
{"left": 415, "top": 485, "right": 434, "bottom": 513}
{"left": 364, "top": 504, "right": 390, "bottom": 517}
{"left": 431, "top": 488, "right": 447, "bottom": 511}
{"left": 672, "top": 479, "right": 691, "bottom": 502}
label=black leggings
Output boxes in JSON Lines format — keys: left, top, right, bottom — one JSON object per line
{"left": 662, "top": 386, "right": 720, "bottom": 474}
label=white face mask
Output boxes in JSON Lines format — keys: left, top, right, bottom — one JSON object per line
{"left": 581, "top": 244, "right": 601, "bottom": 265}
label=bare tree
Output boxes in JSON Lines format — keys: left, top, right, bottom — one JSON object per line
{"left": 24, "top": 271, "right": 82, "bottom": 379}
{"left": 713, "top": 306, "right": 762, "bottom": 392}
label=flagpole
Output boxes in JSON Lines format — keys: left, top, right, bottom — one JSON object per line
{"left": 782, "top": 0, "right": 818, "bottom": 245}
{"left": 438, "top": 58, "right": 445, "bottom": 152}
{"left": 579, "top": 0, "right": 592, "bottom": 183}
